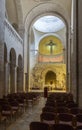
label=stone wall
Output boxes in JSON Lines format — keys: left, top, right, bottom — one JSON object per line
{"left": 4, "top": 19, "right": 24, "bottom": 95}
{"left": 4, "top": 19, "right": 23, "bottom": 63}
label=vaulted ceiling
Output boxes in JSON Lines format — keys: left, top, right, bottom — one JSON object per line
{"left": 6, "top": 0, "right": 72, "bottom": 27}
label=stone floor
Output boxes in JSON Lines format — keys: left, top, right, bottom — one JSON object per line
{"left": 5, "top": 97, "right": 46, "bottom": 130}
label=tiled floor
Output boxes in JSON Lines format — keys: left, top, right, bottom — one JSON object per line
{"left": 6, "top": 97, "right": 46, "bottom": 130}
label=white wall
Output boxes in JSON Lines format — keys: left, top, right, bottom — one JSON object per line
{"left": 5, "top": 19, "right": 23, "bottom": 65}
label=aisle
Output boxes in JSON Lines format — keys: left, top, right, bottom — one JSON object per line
{"left": 6, "top": 97, "right": 46, "bottom": 130}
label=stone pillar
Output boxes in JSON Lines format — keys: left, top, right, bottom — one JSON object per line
{"left": 10, "top": 64, "right": 16, "bottom": 93}
{"left": 15, "top": 66, "right": 17, "bottom": 93}
{"left": 25, "top": 73, "right": 28, "bottom": 92}
{"left": 4, "top": 62, "right": 10, "bottom": 95}
{"left": 72, "top": 0, "right": 82, "bottom": 106}
{"left": 17, "top": 67, "right": 23, "bottom": 92}
{"left": 76, "top": 0, "right": 82, "bottom": 107}
{"left": 66, "top": 31, "right": 70, "bottom": 92}
{"left": 0, "top": 0, "right": 5, "bottom": 98}
{"left": 71, "top": 0, "right": 77, "bottom": 101}
{"left": 63, "top": 48, "right": 66, "bottom": 64}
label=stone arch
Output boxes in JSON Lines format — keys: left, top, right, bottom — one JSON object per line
{"left": 24, "top": 2, "right": 69, "bottom": 28}
{"left": 9, "top": 48, "right": 16, "bottom": 93}
{"left": 10, "top": 48, "right": 16, "bottom": 65}
{"left": 18, "top": 55, "right": 23, "bottom": 68}
{"left": 17, "top": 55, "right": 23, "bottom": 92}
{"left": 40, "top": 65, "right": 66, "bottom": 91}
{"left": 24, "top": 2, "right": 70, "bottom": 90}
{"left": 45, "top": 71, "right": 56, "bottom": 91}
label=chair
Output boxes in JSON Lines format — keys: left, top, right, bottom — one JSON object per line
{"left": 56, "top": 101, "right": 66, "bottom": 107}
{"left": 66, "top": 101, "right": 78, "bottom": 108}
{"left": 76, "top": 114, "right": 82, "bottom": 126}
{"left": 45, "top": 102, "right": 55, "bottom": 107}
{"left": 52, "top": 123, "right": 74, "bottom": 130}
{"left": 56, "top": 107, "right": 69, "bottom": 114}
{"left": 40, "top": 112, "right": 56, "bottom": 125}
{"left": 30, "top": 121, "right": 50, "bottom": 130}
{"left": 76, "top": 125, "right": 82, "bottom": 130}
{"left": 57, "top": 113, "right": 74, "bottom": 126}
{"left": 70, "top": 108, "right": 82, "bottom": 115}
{"left": 42, "top": 106, "right": 56, "bottom": 113}
{"left": 0, "top": 112, "right": 7, "bottom": 130}
{"left": 1, "top": 104, "right": 16, "bottom": 122}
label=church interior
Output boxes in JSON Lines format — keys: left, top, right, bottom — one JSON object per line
{"left": 0, "top": 0, "right": 82, "bottom": 130}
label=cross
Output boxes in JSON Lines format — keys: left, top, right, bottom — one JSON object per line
{"left": 46, "top": 40, "right": 56, "bottom": 54}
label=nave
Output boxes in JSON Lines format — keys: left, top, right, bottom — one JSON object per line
{"left": 0, "top": 92, "right": 81, "bottom": 130}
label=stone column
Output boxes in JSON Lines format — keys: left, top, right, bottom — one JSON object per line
{"left": 10, "top": 64, "right": 16, "bottom": 93}
{"left": 71, "top": 0, "right": 77, "bottom": 101}
{"left": 25, "top": 73, "right": 28, "bottom": 92}
{"left": 76, "top": 0, "right": 82, "bottom": 107}
{"left": 72, "top": 0, "right": 82, "bottom": 106}
{"left": 15, "top": 66, "right": 17, "bottom": 93}
{"left": 4, "top": 62, "right": 10, "bottom": 95}
{"left": 17, "top": 67, "right": 23, "bottom": 92}
{"left": 63, "top": 48, "right": 66, "bottom": 64}
{"left": 0, "top": 0, "right": 5, "bottom": 98}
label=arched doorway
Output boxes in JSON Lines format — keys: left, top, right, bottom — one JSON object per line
{"left": 45, "top": 71, "right": 56, "bottom": 91}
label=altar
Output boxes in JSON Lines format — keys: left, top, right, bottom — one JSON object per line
{"left": 30, "top": 63, "right": 66, "bottom": 92}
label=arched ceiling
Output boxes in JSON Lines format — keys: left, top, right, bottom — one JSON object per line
{"left": 6, "top": 0, "right": 72, "bottom": 25}
{"left": 6, "top": 0, "right": 18, "bottom": 24}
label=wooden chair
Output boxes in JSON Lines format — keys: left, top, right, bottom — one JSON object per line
{"left": 1, "top": 104, "right": 16, "bottom": 123}
{"left": 57, "top": 113, "right": 74, "bottom": 126}
{"left": 42, "top": 106, "right": 56, "bottom": 113}
{"left": 40, "top": 112, "right": 56, "bottom": 125}
{"left": 76, "top": 114, "right": 82, "bottom": 127}
{"left": 56, "top": 107, "right": 69, "bottom": 114}
{"left": 30, "top": 121, "right": 50, "bottom": 130}
{"left": 76, "top": 125, "right": 82, "bottom": 130}
{"left": 70, "top": 107, "right": 82, "bottom": 115}
{"left": 52, "top": 123, "right": 74, "bottom": 130}
{"left": 0, "top": 112, "right": 7, "bottom": 130}
{"left": 45, "top": 102, "right": 55, "bottom": 108}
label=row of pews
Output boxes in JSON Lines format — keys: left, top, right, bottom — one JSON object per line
{"left": 30, "top": 92, "right": 82, "bottom": 130}
{"left": 0, "top": 92, "right": 41, "bottom": 130}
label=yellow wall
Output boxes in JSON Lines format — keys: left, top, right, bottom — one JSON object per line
{"left": 39, "top": 35, "right": 63, "bottom": 55}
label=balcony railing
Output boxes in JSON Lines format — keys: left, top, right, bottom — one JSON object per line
{"left": 4, "top": 18, "right": 23, "bottom": 45}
